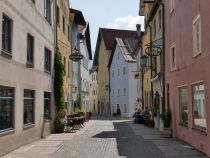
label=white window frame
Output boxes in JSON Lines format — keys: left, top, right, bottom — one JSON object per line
{"left": 123, "top": 88, "right": 126, "bottom": 96}
{"left": 170, "top": 0, "right": 175, "bottom": 13}
{"left": 118, "top": 89, "right": 120, "bottom": 96}
{"left": 123, "top": 67, "right": 126, "bottom": 75}
{"left": 118, "top": 68, "right": 120, "bottom": 76}
{"left": 124, "top": 104, "right": 126, "bottom": 113}
{"left": 192, "top": 14, "right": 202, "bottom": 57}
{"left": 191, "top": 82, "right": 206, "bottom": 131}
{"left": 178, "top": 86, "right": 188, "bottom": 125}
{"left": 170, "top": 44, "right": 176, "bottom": 71}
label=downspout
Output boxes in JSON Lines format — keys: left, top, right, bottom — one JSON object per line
{"left": 160, "top": 2, "right": 166, "bottom": 113}
{"left": 55, "top": 0, "right": 58, "bottom": 50}
{"left": 108, "top": 67, "right": 111, "bottom": 116}
{"left": 139, "top": 44, "right": 144, "bottom": 109}
{"left": 148, "top": 24, "right": 154, "bottom": 109}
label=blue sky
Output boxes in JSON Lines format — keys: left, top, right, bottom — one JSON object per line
{"left": 69, "top": 0, "right": 144, "bottom": 64}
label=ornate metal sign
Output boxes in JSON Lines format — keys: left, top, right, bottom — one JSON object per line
{"left": 145, "top": 38, "right": 163, "bottom": 56}
{"left": 69, "top": 52, "right": 83, "bottom": 62}
{"left": 145, "top": 46, "right": 162, "bottom": 56}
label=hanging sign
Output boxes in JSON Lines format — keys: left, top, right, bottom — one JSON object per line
{"left": 145, "top": 46, "right": 162, "bottom": 56}
{"left": 69, "top": 52, "right": 83, "bottom": 62}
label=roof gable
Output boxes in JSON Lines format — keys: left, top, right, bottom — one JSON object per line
{"left": 93, "top": 28, "right": 137, "bottom": 67}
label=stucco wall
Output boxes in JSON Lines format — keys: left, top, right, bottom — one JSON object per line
{"left": 98, "top": 38, "right": 109, "bottom": 114}
{"left": 0, "top": 0, "right": 55, "bottom": 156}
{"left": 89, "top": 71, "right": 98, "bottom": 113}
{"left": 164, "top": 0, "right": 210, "bottom": 156}
{"left": 57, "top": 0, "right": 72, "bottom": 113}
{"left": 110, "top": 44, "right": 137, "bottom": 117}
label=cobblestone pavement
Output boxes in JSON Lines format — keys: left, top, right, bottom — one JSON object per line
{"left": 2, "top": 115, "right": 207, "bottom": 158}
{"left": 51, "top": 115, "right": 207, "bottom": 158}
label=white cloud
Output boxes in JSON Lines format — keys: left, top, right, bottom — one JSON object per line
{"left": 107, "top": 16, "right": 144, "bottom": 31}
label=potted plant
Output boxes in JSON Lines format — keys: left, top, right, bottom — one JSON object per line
{"left": 54, "top": 110, "right": 66, "bottom": 133}
{"left": 162, "top": 110, "right": 172, "bottom": 138}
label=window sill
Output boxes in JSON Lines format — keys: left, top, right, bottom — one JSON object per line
{"left": 45, "top": 17, "right": 51, "bottom": 25}
{"left": 23, "top": 124, "right": 35, "bottom": 130}
{"left": 192, "top": 126, "right": 207, "bottom": 136}
{"left": 26, "top": 62, "right": 34, "bottom": 68}
{"left": 44, "top": 119, "right": 51, "bottom": 122}
{"left": 179, "top": 123, "right": 189, "bottom": 128}
{"left": 1, "top": 49, "right": 12, "bottom": 58}
{"left": 193, "top": 51, "right": 202, "bottom": 58}
{"left": 44, "top": 70, "right": 51, "bottom": 74}
{"left": 0, "top": 129, "right": 15, "bottom": 137}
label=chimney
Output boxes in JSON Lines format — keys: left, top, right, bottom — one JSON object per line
{"left": 136, "top": 24, "right": 141, "bottom": 38}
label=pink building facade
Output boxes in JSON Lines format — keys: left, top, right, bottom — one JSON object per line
{"left": 164, "top": 0, "right": 210, "bottom": 156}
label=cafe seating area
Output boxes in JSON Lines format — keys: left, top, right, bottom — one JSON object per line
{"left": 64, "top": 112, "right": 90, "bottom": 133}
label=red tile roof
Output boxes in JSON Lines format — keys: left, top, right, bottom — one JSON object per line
{"left": 93, "top": 28, "right": 138, "bottom": 66}
{"left": 100, "top": 28, "right": 137, "bottom": 50}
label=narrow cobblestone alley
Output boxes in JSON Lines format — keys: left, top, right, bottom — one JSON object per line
{"left": 51, "top": 116, "right": 207, "bottom": 158}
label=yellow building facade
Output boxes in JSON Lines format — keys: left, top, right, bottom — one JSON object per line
{"left": 139, "top": 0, "right": 164, "bottom": 130}
{"left": 56, "top": 0, "right": 72, "bottom": 113}
{"left": 97, "top": 37, "right": 109, "bottom": 114}
{"left": 89, "top": 68, "right": 99, "bottom": 113}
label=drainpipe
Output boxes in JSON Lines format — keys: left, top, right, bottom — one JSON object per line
{"left": 160, "top": 2, "right": 166, "bottom": 113}
{"left": 108, "top": 67, "right": 111, "bottom": 116}
{"left": 148, "top": 24, "right": 154, "bottom": 109}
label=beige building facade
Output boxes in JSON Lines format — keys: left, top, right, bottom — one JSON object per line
{"left": 0, "top": 0, "right": 55, "bottom": 156}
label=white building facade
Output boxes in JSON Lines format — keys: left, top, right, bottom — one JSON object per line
{"left": 79, "top": 23, "right": 92, "bottom": 112}
{"left": 109, "top": 38, "right": 138, "bottom": 117}
{"left": 0, "top": 0, "right": 55, "bottom": 156}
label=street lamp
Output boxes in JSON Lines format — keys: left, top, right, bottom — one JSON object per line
{"left": 140, "top": 54, "right": 148, "bottom": 69}
{"left": 140, "top": 54, "right": 148, "bottom": 110}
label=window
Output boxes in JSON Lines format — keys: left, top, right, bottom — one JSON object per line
{"left": 63, "top": 56, "right": 66, "bottom": 74}
{"left": 24, "top": 90, "right": 34, "bottom": 125}
{"left": 44, "top": 48, "right": 51, "bottom": 73}
{"left": 63, "top": 16, "right": 65, "bottom": 34}
{"left": 124, "top": 104, "right": 126, "bottom": 113}
{"left": 159, "top": 9, "right": 161, "bottom": 30}
{"left": 118, "top": 52, "right": 120, "bottom": 59}
{"left": 152, "top": 57, "right": 157, "bottom": 77}
{"left": 68, "top": 60, "right": 70, "bottom": 77}
{"left": 56, "top": 6, "right": 60, "bottom": 26}
{"left": 192, "top": 83, "right": 206, "bottom": 131}
{"left": 112, "top": 89, "right": 114, "bottom": 96}
{"left": 193, "top": 14, "right": 202, "bottom": 57}
{"left": 68, "top": 25, "right": 70, "bottom": 41}
{"left": 154, "top": 19, "right": 156, "bottom": 38}
{"left": 170, "top": 44, "right": 176, "bottom": 71}
{"left": 118, "top": 69, "right": 120, "bottom": 76}
{"left": 2, "top": 15, "right": 12, "bottom": 54}
{"left": 0, "top": 86, "right": 14, "bottom": 132}
{"left": 179, "top": 87, "right": 188, "bottom": 125}
{"left": 170, "top": 0, "right": 175, "bottom": 13}
{"left": 123, "top": 88, "right": 126, "bottom": 96}
{"left": 44, "top": 0, "right": 51, "bottom": 23}
{"left": 118, "top": 89, "right": 120, "bottom": 96}
{"left": 44, "top": 92, "right": 50, "bottom": 120}
{"left": 27, "top": 34, "right": 34, "bottom": 65}
{"left": 112, "top": 70, "right": 114, "bottom": 78}
{"left": 123, "top": 67, "right": 126, "bottom": 75}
